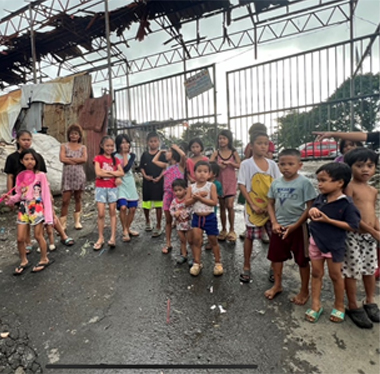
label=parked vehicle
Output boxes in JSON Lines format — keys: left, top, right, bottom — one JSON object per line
{"left": 299, "top": 140, "right": 338, "bottom": 159}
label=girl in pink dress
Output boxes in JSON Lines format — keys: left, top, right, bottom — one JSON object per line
{"left": 153, "top": 144, "right": 186, "bottom": 254}
{"left": 186, "top": 138, "right": 209, "bottom": 183}
{"left": 210, "top": 130, "right": 241, "bottom": 242}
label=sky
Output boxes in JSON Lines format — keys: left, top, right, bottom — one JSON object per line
{"left": 0, "top": 0, "right": 379, "bottom": 137}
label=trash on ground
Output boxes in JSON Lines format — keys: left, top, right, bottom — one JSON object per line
{"left": 210, "top": 305, "right": 216, "bottom": 310}
{"left": 1, "top": 332, "right": 10, "bottom": 338}
{"left": 209, "top": 286, "right": 213, "bottom": 293}
{"left": 218, "top": 305, "right": 227, "bottom": 314}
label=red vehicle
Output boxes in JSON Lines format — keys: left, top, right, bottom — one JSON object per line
{"left": 299, "top": 141, "right": 338, "bottom": 159}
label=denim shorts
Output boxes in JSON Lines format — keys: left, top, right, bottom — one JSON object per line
{"left": 95, "top": 187, "right": 118, "bottom": 204}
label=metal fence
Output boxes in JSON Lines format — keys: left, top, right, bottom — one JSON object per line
{"left": 226, "top": 32, "right": 380, "bottom": 158}
{"left": 114, "top": 64, "right": 217, "bottom": 159}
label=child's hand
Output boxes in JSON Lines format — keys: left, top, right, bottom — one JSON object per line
{"left": 250, "top": 202, "right": 264, "bottom": 215}
{"left": 199, "top": 191, "right": 208, "bottom": 198}
{"left": 370, "top": 229, "right": 380, "bottom": 242}
{"left": 115, "top": 177, "right": 122, "bottom": 187}
{"left": 191, "top": 193, "right": 199, "bottom": 201}
{"left": 145, "top": 175, "right": 153, "bottom": 181}
{"left": 272, "top": 222, "right": 284, "bottom": 235}
{"left": 309, "top": 207, "right": 321, "bottom": 219}
{"left": 1, "top": 194, "right": 10, "bottom": 202}
{"left": 282, "top": 224, "right": 296, "bottom": 239}
{"left": 310, "top": 210, "right": 330, "bottom": 223}
{"left": 153, "top": 177, "right": 161, "bottom": 183}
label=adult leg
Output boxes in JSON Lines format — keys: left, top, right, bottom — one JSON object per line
{"left": 291, "top": 264, "right": 310, "bottom": 305}
{"left": 32, "top": 223, "right": 50, "bottom": 272}
{"left": 73, "top": 190, "right": 83, "bottom": 229}
{"left": 15, "top": 224, "right": 29, "bottom": 274}
{"left": 306, "top": 259, "right": 324, "bottom": 321}
{"left": 162, "top": 211, "right": 172, "bottom": 254}
{"left": 326, "top": 259, "right": 345, "bottom": 322}
{"left": 108, "top": 203, "right": 117, "bottom": 245}
{"left": 265, "top": 262, "right": 283, "bottom": 299}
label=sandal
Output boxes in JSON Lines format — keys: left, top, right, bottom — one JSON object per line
{"left": 61, "top": 237, "right": 75, "bottom": 246}
{"left": 145, "top": 223, "right": 153, "bottom": 232}
{"left": 129, "top": 229, "right": 139, "bottom": 237}
{"left": 330, "top": 308, "right": 345, "bottom": 323}
{"left": 31, "top": 259, "right": 55, "bottom": 273}
{"left": 162, "top": 246, "right": 172, "bottom": 254}
{"left": 13, "top": 262, "right": 30, "bottom": 276}
{"left": 305, "top": 308, "right": 324, "bottom": 323}
{"left": 122, "top": 233, "right": 131, "bottom": 242}
{"left": 152, "top": 227, "right": 163, "bottom": 238}
{"left": 226, "top": 231, "right": 237, "bottom": 242}
{"left": 217, "top": 230, "right": 228, "bottom": 241}
{"left": 93, "top": 241, "right": 104, "bottom": 251}
{"left": 108, "top": 240, "right": 116, "bottom": 249}
{"left": 176, "top": 255, "right": 187, "bottom": 264}
{"left": 239, "top": 270, "right": 251, "bottom": 283}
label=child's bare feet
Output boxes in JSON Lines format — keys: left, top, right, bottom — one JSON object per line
{"left": 264, "top": 286, "right": 283, "bottom": 300}
{"left": 290, "top": 292, "right": 309, "bottom": 306}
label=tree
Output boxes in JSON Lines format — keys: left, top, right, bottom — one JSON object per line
{"left": 276, "top": 73, "right": 380, "bottom": 149}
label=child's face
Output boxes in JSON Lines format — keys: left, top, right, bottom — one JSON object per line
{"left": 148, "top": 137, "right": 160, "bottom": 151}
{"left": 195, "top": 165, "right": 210, "bottom": 182}
{"left": 69, "top": 130, "right": 80, "bottom": 143}
{"left": 351, "top": 159, "right": 376, "bottom": 182}
{"left": 102, "top": 139, "right": 115, "bottom": 156}
{"left": 18, "top": 134, "right": 32, "bottom": 151}
{"left": 278, "top": 155, "right": 302, "bottom": 180}
{"left": 316, "top": 170, "right": 343, "bottom": 195}
{"left": 191, "top": 142, "right": 202, "bottom": 155}
{"left": 173, "top": 185, "right": 187, "bottom": 199}
{"left": 21, "top": 154, "right": 36, "bottom": 170}
{"left": 342, "top": 141, "right": 357, "bottom": 155}
{"left": 218, "top": 135, "right": 229, "bottom": 148}
{"left": 251, "top": 136, "right": 269, "bottom": 157}
{"left": 120, "top": 138, "right": 130, "bottom": 153}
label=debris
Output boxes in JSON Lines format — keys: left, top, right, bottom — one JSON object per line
{"left": 209, "top": 286, "right": 213, "bottom": 293}
{"left": 187, "top": 284, "right": 194, "bottom": 290}
{"left": 173, "top": 309, "right": 183, "bottom": 314}
{"left": 1, "top": 332, "right": 10, "bottom": 338}
{"left": 255, "top": 309, "right": 265, "bottom": 315}
{"left": 218, "top": 305, "right": 227, "bottom": 314}
{"left": 210, "top": 305, "right": 217, "bottom": 310}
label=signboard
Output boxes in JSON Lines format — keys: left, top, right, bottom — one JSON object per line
{"left": 184, "top": 69, "right": 213, "bottom": 99}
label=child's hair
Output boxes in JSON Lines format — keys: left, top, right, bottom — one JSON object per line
{"left": 209, "top": 161, "right": 220, "bottom": 177}
{"left": 194, "top": 160, "right": 210, "bottom": 172}
{"left": 250, "top": 131, "right": 268, "bottom": 144}
{"left": 146, "top": 132, "right": 160, "bottom": 142}
{"left": 316, "top": 162, "right": 352, "bottom": 189}
{"left": 172, "top": 178, "right": 187, "bottom": 190}
{"left": 339, "top": 139, "right": 363, "bottom": 154}
{"left": 248, "top": 122, "right": 267, "bottom": 136}
{"left": 99, "top": 136, "right": 116, "bottom": 166}
{"left": 67, "top": 123, "right": 84, "bottom": 143}
{"left": 170, "top": 146, "right": 181, "bottom": 163}
{"left": 16, "top": 130, "right": 32, "bottom": 150}
{"left": 218, "top": 129, "right": 235, "bottom": 151}
{"left": 189, "top": 137, "right": 204, "bottom": 152}
{"left": 115, "top": 134, "right": 132, "bottom": 153}
{"left": 344, "top": 147, "right": 378, "bottom": 167}
{"left": 278, "top": 148, "right": 301, "bottom": 159}
{"left": 20, "top": 148, "right": 40, "bottom": 171}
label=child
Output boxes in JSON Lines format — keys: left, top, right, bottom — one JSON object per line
{"left": 306, "top": 163, "right": 360, "bottom": 323}
{"left": 115, "top": 134, "right": 139, "bottom": 242}
{"left": 153, "top": 144, "right": 186, "bottom": 254}
{"left": 93, "top": 136, "right": 124, "bottom": 250}
{"left": 139, "top": 132, "right": 166, "bottom": 237}
{"left": 3, "top": 149, "right": 54, "bottom": 274}
{"left": 238, "top": 131, "right": 281, "bottom": 282}
{"left": 343, "top": 148, "right": 380, "bottom": 328}
{"left": 185, "top": 160, "right": 223, "bottom": 276}
{"left": 186, "top": 138, "right": 209, "bottom": 183}
{"left": 334, "top": 139, "right": 362, "bottom": 163}
{"left": 169, "top": 178, "right": 192, "bottom": 264}
{"left": 210, "top": 129, "right": 241, "bottom": 241}
{"left": 59, "top": 124, "right": 88, "bottom": 230}
{"left": 265, "top": 149, "right": 317, "bottom": 303}
{"left": 209, "top": 162, "right": 224, "bottom": 206}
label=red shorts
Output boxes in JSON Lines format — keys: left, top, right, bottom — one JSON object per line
{"left": 267, "top": 223, "right": 309, "bottom": 267}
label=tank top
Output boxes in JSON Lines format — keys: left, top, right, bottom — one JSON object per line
{"left": 191, "top": 181, "right": 214, "bottom": 214}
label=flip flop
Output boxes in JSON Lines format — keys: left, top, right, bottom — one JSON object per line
{"left": 13, "top": 263, "right": 31, "bottom": 276}
{"left": 145, "top": 223, "right": 153, "bottom": 232}
{"left": 108, "top": 240, "right": 116, "bottom": 249}
{"left": 305, "top": 307, "right": 324, "bottom": 323}
{"left": 93, "top": 241, "right": 104, "bottom": 251}
{"left": 162, "top": 246, "right": 172, "bottom": 254}
{"left": 128, "top": 229, "right": 139, "bottom": 237}
{"left": 31, "top": 259, "right": 55, "bottom": 273}
{"left": 61, "top": 237, "right": 75, "bottom": 246}
{"left": 330, "top": 308, "right": 345, "bottom": 323}
{"left": 152, "top": 228, "right": 163, "bottom": 238}
{"left": 239, "top": 270, "right": 251, "bottom": 283}
{"left": 122, "top": 233, "right": 131, "bottom": 242}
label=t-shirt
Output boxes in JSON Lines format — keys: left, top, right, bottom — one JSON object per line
{"left": 4, "top": 151, "right": 47, "bottom": 188}
{"left": 238, "top": 157, "right": 281, "bottom": 227}
{"left": 94, "top": 155, "right": 120, "bottom": 188}
{"left": 367, "top": 132, "right": 380, "bottom": 147}
{"left": 309, "top": 194, "right": 360, "bottom": 263}
{"left": 267, "top": 175, "right": 317, "bottom": 226}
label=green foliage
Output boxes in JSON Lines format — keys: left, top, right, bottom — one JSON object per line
{"left": 276, "top": 73, "right": 380, "bottom": 149}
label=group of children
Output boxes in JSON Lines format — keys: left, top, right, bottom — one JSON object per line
{"left": 2, "top": 124, "right": 379, "bottom": 329}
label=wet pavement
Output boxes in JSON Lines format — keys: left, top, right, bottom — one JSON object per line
{"left": 0, "top": 200, "right": 379, "bottom": 374}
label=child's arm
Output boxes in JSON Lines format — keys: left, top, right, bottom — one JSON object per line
{"left": 209, "top": 151, "right": 218, "bottom": 162}
{"left": 40, "top": 174, "right": 54, "bottom": 225}
{"left": 72, "top": 145, "right": 88, "bottom": 165}
{"left": 282, "top": 200, "right": 314, "bottom": 239}
{"left": 239, "top": 184, "right": 265, "bottom": 215}
{"left": 152, "top": 150, "right": 168, "bottom": 169}
{"left": 123, "top": 153, "right": 136, "bottom": 173}
{"left": 6, "top": 174, "right": 14, "bottom": 192}
{"left": 171, "top": 144, "right": 187, "bottom": 171}
{"left": 94, "top": 161, "right": 112, "bottom": 178}
{"left": 227, "top": 150, "right": 241, "bottom": 169}
{"left": 309, "top": 208, "right": 357, "bottom": 231}
{"left": 59, "top": 144, "right": 76, "bottom": 165}
{"left": 193, "top": 183, "right": 217, "bottom": 207}
{"left": 185, "top": 185, "right": 196, "bottom": 206}
{"left": 153, "top": 170, "right": 164, "bottom": 183}
{"left": 267, "top": 198, "right": 283, "bottom": 235}
{"left": 140, "top": 168, "right": 153, "bottom": 181}
{"left": 111, "top": 164, "right": 124, "bottom": 177}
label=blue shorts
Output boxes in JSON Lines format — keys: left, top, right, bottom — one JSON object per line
{"left": 191, "top": 213, "right": 219, "bottom": 237}
{"left": 117, "top": 199, "right": 138, "bottom": 210}
{"left": 95, "top": 187, "right": 118, "bottom": 204}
